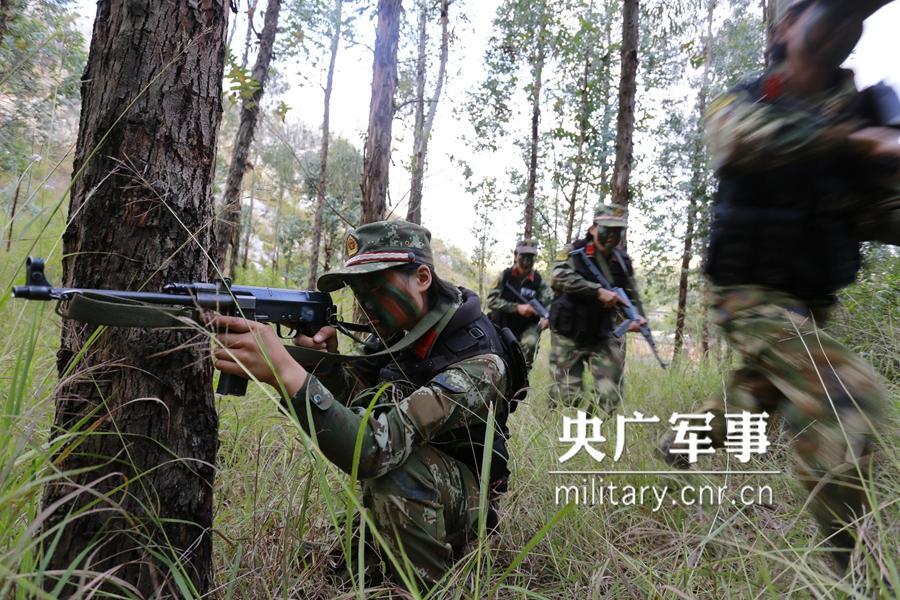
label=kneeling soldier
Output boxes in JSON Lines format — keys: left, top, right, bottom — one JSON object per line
{"left": 209, "top": 220, "right": 525, "bottom": 589}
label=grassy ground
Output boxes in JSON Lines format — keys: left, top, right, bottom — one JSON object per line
{"left": 0, "top": 252, "right": 898, "bottom": 598}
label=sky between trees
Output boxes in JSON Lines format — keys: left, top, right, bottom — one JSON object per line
{"left": 70, "top": 0, "right": 900, "bottom": 265}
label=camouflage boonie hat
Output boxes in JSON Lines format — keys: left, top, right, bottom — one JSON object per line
{"left": 593, "top": 204, "right": 628, "bottom": 228}
{"left": 316, "top": 220, "right": 435, "bottom": 292}
{"left": 515, "top": 239, "right": 538, "bottom": 255}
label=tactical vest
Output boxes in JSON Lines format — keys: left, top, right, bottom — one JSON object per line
{"left": 489, "top": 268, "right": 544, "bottom": 337}
{"left": 376, "top": 289, "right": 527, "bottom": 495}
{"left": 550, "top": 241, "right": 632, "bottom": 343}
{"left": 705, "top": 76, "right": 862, "bottom": 300}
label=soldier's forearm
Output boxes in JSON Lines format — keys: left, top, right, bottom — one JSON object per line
{"left": 287, "top": 376, "right": 409, "bottom": 479}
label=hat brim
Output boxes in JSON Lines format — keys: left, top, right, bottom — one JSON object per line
{"left": 316, "top": 261, "right": 402, "bottom": 292}
{"left": 594, "top": 218, "right": 627, "bottom": 227}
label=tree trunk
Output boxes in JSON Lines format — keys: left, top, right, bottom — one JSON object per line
{"left": 308, "top": 0, "right": 343, "bottom": 289}
{"left": 217, "top": 0, "right": 281, "bottom": 273}
{"left": 611, "top": 0, "right": 639, "bottom": 239}
{"left": 46, "top": 1, "right": 225, "bottom": 596}
{"left": 240, "top": 160, "right": 257, "bottom": 271}
{"left": 272, "top": 184, "right": 284, "bottom": 277}
{"left": 407, "top": 0, "right": 449, "bottom": 224}
{"left": 361, "top": 0, "right": 402, "bottom": 225}
{"left": 523, "top": 12, "right": 546, "bottom": 240}
{"left": 763, "top": 0, "right": 776, "bottom": 66}
{"left": 673, "top": 0, "right": 714, "bottom": 364}
{"left": 565, "top": 49, "right": 591, "bottom": 244}
{"left": 242, "top": 0, "right": 260, "bottom": 69}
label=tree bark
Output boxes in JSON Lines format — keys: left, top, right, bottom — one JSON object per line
{"left": 763, "top": 0, "right": 776, "bottom": 66}
{"left": 523, "top": 11, "right": 546, "bottom": 240}
{"left": 217, "top": 0, "right": 281, "bottom": 273}
{"left": 308, "top": 0, "right": 343, "bottom": 289}
{"left": 361, "top": 0, "right": 402, "bottom": 225}
{"left": 46, "top": 1, "right": 225, "bottom": 596}
{"left": 241, "top": 0, "right": 260, "bottom": 69}
{"left": 407, "top": 0, "right": 449, "bottom": 224}
{"left": 241, "top": 159, "right": 257, "bottom": 270}
{"left": 673, "top": 0, "right": 714, "bottom": 364}
{"left": 611, "top": 0, "right": 639, "bottom": 243}
{"left": 565, "top": 49, "right": 591, "bottom": 244}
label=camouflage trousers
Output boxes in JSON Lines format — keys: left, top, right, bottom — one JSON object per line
{"left": 549, "top": 331, "right": 625, "bottom": 414}
{"left": 517, "top": 324, "right": 543, "bottom": 370}
{"left": 700, "top": 286, "right": 885, "bottom": 565}
{"left": 362, "top": 444, "right": 479, "bottom": 588}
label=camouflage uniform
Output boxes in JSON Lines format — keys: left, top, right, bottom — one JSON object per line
{"left": 291, "top": 221, "right": 515, "bottom": 588}
{"left": 660, "top": 18, "right": 891, "bottom": 568}
{"left": 548, "top": 206, "right": 644, "bottom": 414}
{"left": 486, "top": 240, "right": 553, "bottom": 370}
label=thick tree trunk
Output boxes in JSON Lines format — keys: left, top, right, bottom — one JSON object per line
{"left": 308, "top": 0, "right": 343, "bottom": 289}
{"left": 361, "top": 0, "right": 402, "bottom": 225}
{"left": 217, "top": 0, "right": 281, "bottom": 273}
{"left": 673, "top": 0, "right": 714, "bottom": 364}
{"left": 611, "top": 0, "right": 639, "bottom": 239}
{"left": 407, "top": 0, "right": 449, "bottom": 224}
{"left": 523, "top": 15, "right": 546, "bottom": 240}
{"left": 46, "top": 1, "right": 225, "bottom": 596}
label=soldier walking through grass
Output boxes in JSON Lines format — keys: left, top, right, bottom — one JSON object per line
{"left": 658, "top": 0, "right": 898, "bottom": 572}
{"left": 548, "top": 205, "right": 647, "bottom": 414}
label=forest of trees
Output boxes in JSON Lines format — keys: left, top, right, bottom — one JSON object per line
{"left": 1, "top": 0, "right": 897, "bottom": 596}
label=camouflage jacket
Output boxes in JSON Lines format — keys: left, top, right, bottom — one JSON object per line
{"left": 704, "top": 66, "right": 861, "bottom": 174}
{"left": 551, "top": 241, "right": 645, "bottom": 316}
{"left": 287, "top": 293, "right": 510, "bottom": 480}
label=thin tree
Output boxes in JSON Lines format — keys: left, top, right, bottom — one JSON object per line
{"left": 218, "top": 0, "right": 282, "bottom": 273}
{"left": 308, "top": 0, "right": 343, "bottom": 288}
{"left": 523, "top": 1, "right": 548, "bottom": 240}
{"left": 44, "top": 1, "right": 225, "bottom": 595}
{"left": 361, "top": 0, "right": 402, "bottom": 224}
{"left": 672, "top": 0, "right": 715, "bottom": 363}
{"left": 611, "top": 0, "right": 639, "bottom": 231}
{"left": 407, "top": 0, "right": 449, "bottom": 224}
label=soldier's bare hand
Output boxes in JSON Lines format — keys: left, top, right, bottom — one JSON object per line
{"left": 597, "top": 288, "right": 621, "bottom": 308}
{"left": 293, "top": 325, "right": 338, "bottom": 353}
{"left": 516, "top": 303, "right": 537, "bottom": 317}
{"left": 539, "top": 318, "right": 550, "bottom": 331}
{"left": 207, "top": 314, "right": 307, "bottom": 397}
{"left": 849, "top": 127, "right": 900, "bottom": 159}
{"left": 627, "top": 316, "right": 647, "bottom": 333}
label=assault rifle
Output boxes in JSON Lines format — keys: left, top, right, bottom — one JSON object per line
{"left": 572, "top": 249, "right": 667, "bottom": 369}
{"left": 504, "top": 281, "right": 549, "bottom": 320}
{"left": 12, "top": 257, "right": 368, "bottom": 395}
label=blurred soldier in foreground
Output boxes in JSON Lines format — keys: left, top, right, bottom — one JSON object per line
{"left": 209, "top": 221, "right": 525, "bottom": 589}
{"left": 548, "top": 205, "right": 647, "bottom": 414}
{"left": 487, "top": 240, "right": 552, "bottom": 371}
{"left": 660, "top": 0, "right": 898, "bottom": 572}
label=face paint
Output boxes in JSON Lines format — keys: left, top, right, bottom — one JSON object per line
{"left": 594, "top": 226, "right": 622, "bottom": 254}
{"left": 516, "top": 254, "right": 535, "bottom": 271}
{"left": 349, "top": 268, "right": 424, "bottom": 333}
